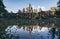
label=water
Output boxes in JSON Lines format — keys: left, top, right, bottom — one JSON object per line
{"left": 5, "top": 25, "right": 58, "bottom": 39}
{"left": 0, "top": 19, "right": 60, "bottom": 39}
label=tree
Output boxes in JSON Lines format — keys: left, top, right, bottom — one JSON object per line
{"left": 0, "top": 0, "right": 6, "bottom": 13}
{"left": 0, "top": 0, "right": 8, "bottom": 17}
{"left": 54, "top": 0, "right": 60, "bottom": 18}
{"left": 17, "top": 10, "right": 22, "bottom": 14}
{"left": 57, "top": 0, "right": 60, "bottom": 7}
{"left": 49, "top": 26, "right": 56, "bottom": 39}
{"left": 57, "top": 0, "right": 60, "bottom": 11}
{"left": 50, "top": 7, "right": 58, "bottom": 17}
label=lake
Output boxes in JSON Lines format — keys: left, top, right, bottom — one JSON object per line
{"left": 0, "top": 18, "right": 60, "bottom": 39}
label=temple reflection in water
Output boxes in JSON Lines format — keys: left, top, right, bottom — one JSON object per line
{"left": 5, "top": 25, "right": 58, "bottom": 39}
{"left": 0, "top": 19, "right": 59, "bottom": 39}
{"left": 11, "top": 23, "right": 55, "bottom": 34}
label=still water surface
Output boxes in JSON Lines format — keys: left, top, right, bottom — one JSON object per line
{"left": 5, "top": 25, "right": 58, "bottom": 39}
{"left": 0, "top": 19, "right": 60, "bottom": 39}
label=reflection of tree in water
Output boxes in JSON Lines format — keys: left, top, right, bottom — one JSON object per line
{"left": 5, "top": 25, "right": 58, "bottom": 39}
{"left": 0, "top": 19, "right": 18, "bottom": 39}
{"left": 50, "top": 27, "right": 56, "bottom": 39}
{"left": 57, "top": 28, "right": 60, "bottom": 39}
{"left": 49, "top": 23, "right": 57, "bottom": 39}
{"left": 0, "top": 19, "right": 59, "bottom": 39}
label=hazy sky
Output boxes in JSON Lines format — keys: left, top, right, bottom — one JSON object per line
{"left": 3, "top": 0, "right": 58, "bottom": 12}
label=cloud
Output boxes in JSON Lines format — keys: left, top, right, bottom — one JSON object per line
{"left": 38, "top": 6, "right": 46, "bottom": 11}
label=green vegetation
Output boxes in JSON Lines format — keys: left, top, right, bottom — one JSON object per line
{"left": 0, "top": 0, "right": 60, "bottom": 19}
{"left": 0, "top": 0, "right": 60, "bottom": 39}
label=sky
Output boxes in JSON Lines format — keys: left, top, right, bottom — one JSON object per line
{"left": 3, "top": 0, "right": 58, "bottom": 13}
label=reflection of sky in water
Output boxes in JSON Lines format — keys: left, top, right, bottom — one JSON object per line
{"left": 5, "top": 25, "right": 58, "bottom": 39}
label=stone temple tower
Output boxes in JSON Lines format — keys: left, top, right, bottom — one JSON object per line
{"left": 26, "top": 3, "right": 33, "bottom": 13}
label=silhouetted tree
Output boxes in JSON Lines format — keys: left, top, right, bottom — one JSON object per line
{"left": 58, "top": 29, "right": 60, "bottom": 39}
{"left": 0, "top": 0, "right": 5, "bottom": 12}
{"left": 54, "top": 0, "right": 60, "bottom": 18}
{"left": 57, "top": 0, "right": 60, "bottom": 7}
{"left": 0, "top": 0, "right": 4, "bottom": 17}
{"left": 49, "top": 27, "right": 56, "bottom": 39}
{"left": 17, "top": 10, "right": 22, "bottom": 14}
{"left": 0, "top": 0, "right": 8, "bottom": 17}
